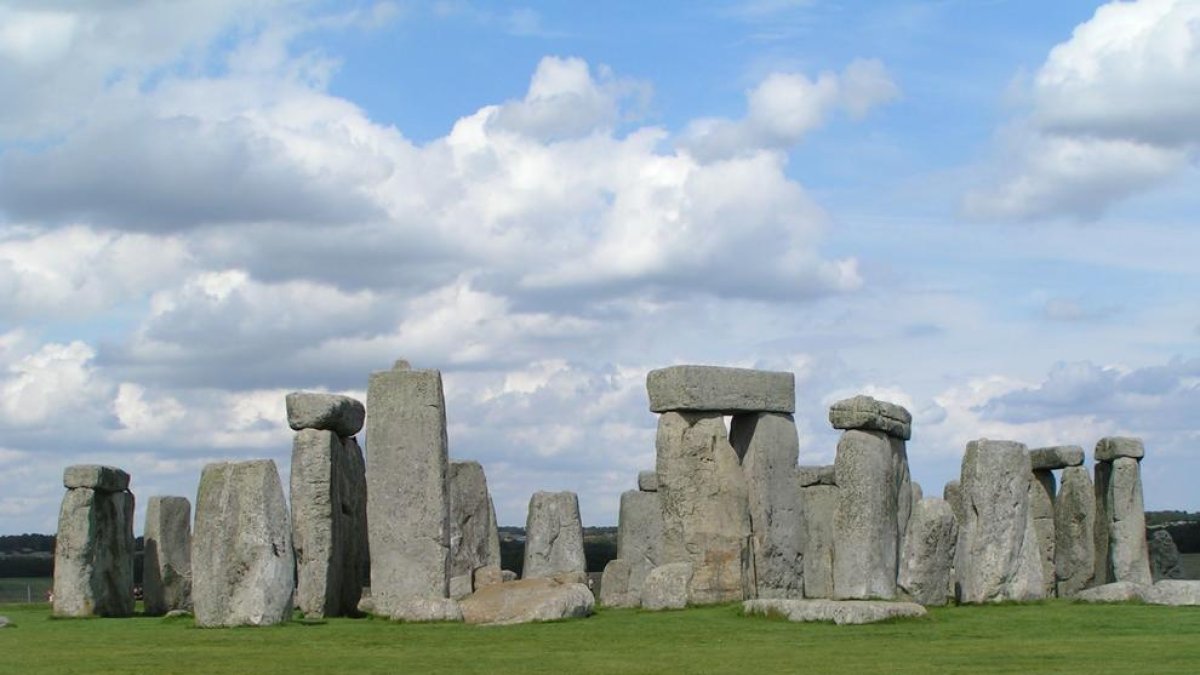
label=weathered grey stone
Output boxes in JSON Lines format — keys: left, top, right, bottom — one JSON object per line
{"left": 0, "top": 616, "right": 9, "bottom": 628}
{"left": 943, "top": 480, "right": 964, "bottom": 528}
{"left": 828, "top": 396, "right": 912, "bottom": 441}
{"left": 599, "top": 558, "right": 633, "bottom": 608}
{"left": 637, "top": 470, "right": 658, "bottom": 492}
{"left": 449, "top": 461, "right": 501, "bottom": 587}
{"left": 647, "top": 365, "right": 795, "bottom": 414}
{"left": 285, "top": 392, "right": 365, "bottom": 437}
{"left": 474, "top": 565, "right": 503, "bottom": 589}
{"left": 523, "top": 491, "right": 586, "bottom": 579}
{"left": 1145, "top": 580, "right": 1200, "bottom": 606}
{"left": 291, "top": 429, "right": 368, "bottom": 618}
{"left": 193, "top": 460, "right": 294, "bottom": 627}
{"left": 62, "top": 465, "right": 129, "bottom": 492}
{"left": 1030, "top": 469, "right": 1057, "bottom": 597}
{"left": 1054, "top": 465, "right": 1096, "bottom": 597}
{"left": 833, "top": 429, "right": 910, "bottom": 600}
{"left": 612, "top": 489, "right": 663, "bottom": 606}
{"left": 460, "top": 577, "right": 593, "bottom": 625}
{"left": 1149, "top": 530, "right": 1184, "bottom": 581}
{"left": 730, "top": 412, "right": 804, "bottom": 599}
{"left": 357, "top": 588, "right": 373, "bottom": 615}
{"left": 1095, "top": 436, "right": 1145, "bottom": 462}
{"left": 743, "top": 599, "right": 926, "bottom": 625}
{"left": 53, "top": 486, "right": 135, "bottom": 617}
{"left": 388, "top": 598, "right": 463, "bottom": 622}
{"left": 955, "top": 440, "right": 1044, "bottom": 603}
{"left": 1029, "top": 445, "right": 1085, "bottom": 470}
{"left": 449, "top": 574, "right": 473, "bottom": 600}
{"left": 656, "top": 412, "right": 751, "bottom": 604}
{"left": 898, "top": 498, "right": 957, "bottom": 606}
{"left": 1074, "top": 581, "right": 1149, "bottom": 603}
{"left": 143, "top": 496, "right": 192, "bottom": 616}
{"left": 501, "top": 570, "right": 518, "bottom": 583}
{"left": 797, "top": 465, "right": 836, "bottom": 487}
{"left": 1094, "top": 456, "right": 1152, "bottom": 585}
{"left": 367, "top": 365, "right": 451, "bottom": 614}
{"left": 640, "top": 562, "right": 692, "bottom": 610}
{"left": 910, "top": 481, "right": 923, "bottom": 505}
{"left": 800, "top": 484, "right": 837, "bottom": 599}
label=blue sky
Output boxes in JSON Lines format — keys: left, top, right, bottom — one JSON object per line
{"left": 1, "top": 0, "right": 1198, "bottom": 534}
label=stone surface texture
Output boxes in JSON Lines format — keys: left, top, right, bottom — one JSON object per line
{"left": 730, "top": 412, "right": 804, "bottom": 599}
{"left": 828, "top": 396, "right": 913, "bottom": 441}
{"left": 743, "top": 599, "right": 927, "bottom": 625}
{"left": 53, "top": 485, "right": 135, "bottom": 617}
{"left": 63, "top": 465, "right": 130, "bottom": 492}
{"left": 599, "top": 558, "right": 634, "bottom": 608}
{"left": 640, "top": 562, "right": 693, "bottom": 610}
{"left": 797, "top": 465, "right": 836, "bottom": 487}
{"left": 1149, "top": 530, "right": 1184, "bottom": 581}
{"left": 656, "top": 412, "right": 751, "bottom": 604}
{"left": 897, "top": 498, "right": 958, "bottom": 606}
{"left": 954, "top": 440, "right": 1044, "bottom": 603}
{"left": 1029, "top": 445, "right": 1085, "bottom": 470}
{"left": 367, "top": 365, "right": 452, "bottom": 614}
{"left": 192, "top": 460, "right": 294, "bottom": 627}
{"left": 1094, "top": 455, "right": 1152, "bottom": 585}
{"left": 387, "top": 598, "right": 463, "bottom": 622}
{"left": 637, "top": 470, "right": 658, "bottom": 492}
{"left": 800, "top": 484, "right": 837, "bottom": 599}
{"left": 460, "top": 577, "right": 594, "bottom": 625}
{"left": 646, "top": 365, "right": 795, "bottom": 414}
{"left": 1054, "top": 465, "right": 1096, "bottom": 597}
{"left": 1095, "top": 436, "right": 1145, "bottom": 462}
{"left": 523, "top": 491, "right": 586, "bottom": 579}
{"left": 1030, "top": 469, "right": 1057, "bottom": 597}
{"left": 285, "top": 392, "right": 366, "bottom": 437}
{"left": 449, "top": 461, "right": 502, "bottom": 594}
{"left": 1074, "top": 581, "right": 1148, "bottom": 603}
{"left": 1145, "top": 580, "right": 1200, "bottom": 606}
{"left": 612, "top": 489, "right": 663, "bottom": 606}
{"left": 143, "top": 496, "right": 192, "bottom": 616}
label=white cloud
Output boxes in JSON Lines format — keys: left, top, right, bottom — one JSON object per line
{"left": 0, "top": 340, "right": 110, "bottom": 428}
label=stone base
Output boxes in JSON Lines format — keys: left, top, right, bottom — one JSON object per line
{"left": 743, "top": 599, "right": 926, "bottom": 625}
{"left": 459, "top": 578, "right": 594, "bottom": 625}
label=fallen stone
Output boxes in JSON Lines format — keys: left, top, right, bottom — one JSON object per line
{"left": 637, "top": 470, "right": 658, "bottom": 492}
{"left": 285, "top": 392, "right": 366, "bottom": 437}
{"left": 1054, "top": 465, "right": 1096, "bottom": 597}
{"left": 646, "top": 365, "right": 795, "bottom": 414}
{"left": 1145, "top": 580, "right": 1200, "bottom": 606}
{"left": 1029, "top": 445, "right": 1085, "bottom": 470}
{"left": 523, "top": 491, "right": 586, "bottom": 579}
{"left": 367, "top": 364, "right": 451, "bottom": 614}
{"left": 1094, "top": 436, "right": 1145, "bottom": 462}
{"left": 449, "top": 461, "right": 502, "bottom": 586}
{"left": 1149, "top": 530, "right": 1184, "bottom": 581}
{"left": 833, "top": 429, "right": 909, "bottom": 600}
{"left": 460, "top": 577, "right": 593, "bottom": 625}
{"left": 388, "top": 598, "right": 463, "bottom": 622}
{"left": 1094, "top": 456, "right": 1152, "bottom": 585}
{"left": 797, "top": 465, "right": 836, "bottom": 487}
{"left": 800, "top": 484, "right": 836, "bottom": 599}
{"left": 192, "top": 460, "right": 294, "bottom": 627}
{"left": 828, "top": 396, "right": 912, "bottom": 441}
{"left": 1030, "top": 470, "right": 1057, "bottom": 597}
{"left": 640, "top": 562, "right": 692, "bottom": 610}
{"left": 143, "top": 496, "right": 192, "bottom": 616}
{"left": 1074, "top": 581, "right": 1149, "bottom": 603}
{"left": 898, "top": 498, "right": 957, "bottom": 606}
{"left": 474, "top": 565, "right": 503, "bottom": 590}
{"left": 730, "top": 412, "right": 804, "bottom": 599}
{"left": 611, "top": 489, "right": 663, "bottom": 607}
{"left": 53, "top": 486, "right": 135, "bottom": 618}
{"left": 63, "top": 465, "right": 130, "bottom": 493}
{"left": 743, "top": 599, "right": 926, "bottom": 625}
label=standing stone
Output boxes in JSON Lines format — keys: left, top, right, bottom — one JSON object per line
{"left": 599, "top": 559, "right": 634, "bottom": 608}
{"left": 943, "top": 480, "right": 965, "bottom": 529}
{"left": 1030, "top": 469, "right": 1057, "bottom": 597}
{"left": 291, "top": 429, "right": 368, "bottom": 618}
{"left": 1149, "top": 530, "right": 1184, "bottom": 581}
{"left": 1094, "top": 449, "right": 1152, "bottom": 585}
{"left": 449, "top": 461, "right": 501, "bottom": 598}
{"left": 601, "top": 489, "right": 664, "bottom": 607}
{"left": 53, "top": 465, "right": 135, "bottom": 618}
{"left": 832, "top": 429, "right": 909, "bottom": 600}
{"left": 143, "top": 496, "right": 192, "bottom": 616}
{"left": 730, "top": 412, "right": 804, "bottom": 599}
{"left": 656, "top": 412, "right": 751, "bottom": 604}
{"left": 640, "top": 562, "right": 693, "bottom": 610}
{"left": 955, "top": 440, "right": 1044, "bottom": 603}
{"left": 898, "top": 498, "right": 958, "bottom": 606}
{"left": 800, "top": 483, "right": 837, "bottom": 599}
{"left": 192, "top": 460, "right": 294, "bottom": 627}
{"left": 1054, "top": 465, "right": 1096, "bottom": 596}
{"left": 367, "top": 363, "right": 451, "bottom": 615}
{"left": 523, "top": 491, "right": 586, "bottom": 580}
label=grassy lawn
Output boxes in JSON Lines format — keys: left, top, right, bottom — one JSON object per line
{"left": 1, "top": 600, "right": 1198, "bottom": 674}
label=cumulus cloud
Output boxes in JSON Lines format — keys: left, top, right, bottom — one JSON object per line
{"left": 965, "top": 0, "right": 1200, "bottom": 221}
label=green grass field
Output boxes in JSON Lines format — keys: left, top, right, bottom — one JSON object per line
{"left": 2, "top": 600, "right": 1199, "bottom": 674}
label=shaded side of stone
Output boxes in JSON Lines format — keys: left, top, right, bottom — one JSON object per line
{"left": 1054, "top": 465, "right": 1095, "bottom": 597}
{"left": 898, "top": 498, "right": 957, "bottom": 606}
{"left": 1149, "top": 530, "right": 1184, "bottom": 581}
{"left": 63, "top": 465, "right": 130, "bottom": 492}
{"left": 449, "top": 461, "right": 501, "bottom": 593}
{"left": 1030, "top": 469, "right": 1057, "bottom": 597}
{"left": 53, "top": 487, "right": 135, "bottom": 617}
{"left": 143, "top": 496, "right": 192, "bottom": 616}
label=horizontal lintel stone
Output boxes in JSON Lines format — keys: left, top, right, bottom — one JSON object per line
{"left": 828, "top": 395, "right": 912, "bottom": 440}
{"left": 63, "top": 465, "right": 130, "bottom": 492}
{"left": 646, "top": 365, "right": 795, "bottom": 414}
{"left": 1029, "top": 445, "right": 1085, "bottom": 470}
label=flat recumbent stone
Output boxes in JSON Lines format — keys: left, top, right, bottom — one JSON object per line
{"left": 828, "top": 396, "right": 912, "bottom": 440}
{"left": 1028, "top": 445, "right": 1085, "bottom": 470}
{"left": 646, "top": 365, "right": 794, "bottom": 414}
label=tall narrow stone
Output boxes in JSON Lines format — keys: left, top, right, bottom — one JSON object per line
{"left": 601, "top": 489, "right": 665, "bottom": 607}
{"left": 143, "top": 496, "right": 192, "bottom": 616}
{"left": 193, "top": 460, "right": 294, "bottom": 627}
{"left": 449, "top": 461, "right": 501, "bottom": 596}
{"left": 656, "top": 411, "right": 751, "bottom": 604}
{"left": 291, "top": 429, "right": 368, "bottom": 618}
{"left": 52, "top": 465, "right": 135, "bottom": 618}
{"left": 523, "top": 491, "right": 586, "bottom": 580}
{"left": 1054, "top": 465, "right": 1095, "bottom": 596}
{"left": 898, "top": 498, "right": 958, "bottom": 606}
{"left": 1030, "top": 469, "right": 1057, "bottom": 597}
{"left": 1094, "top": 439, "right": 1151, "bottom": 585}
{"left": 832, "top": 429, "right": 909, "bottom": 599}
{"left": 800, "top": 483, "right": 837, "bottom": 599}
{"left": 730, "top": 412, "right": 804, "bottom": 599}
{"left": 955, "top": 440, "right": 1043, "bottom": 603}
{"left": 367, "top": 363, "right": 451, "bottom": 614}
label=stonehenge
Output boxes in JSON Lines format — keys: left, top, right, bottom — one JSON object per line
{"left": 53, "top": 465, "right": 135, "bottom": 618}
{"left": 523, "top": 491, "right": 586, "bottom": 580}
{"left": 600, "top": 482, "right": 664, "bottom": 608}
{"left": 449, "top": 461, "right": 502, "bottom": 599}
{"left": 143, "top": 496, "right": 192, "bottom": 616}
{"left": 1093, "top": 437, "right": 1152, "bottom": 586}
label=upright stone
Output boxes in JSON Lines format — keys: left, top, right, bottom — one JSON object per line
{"left": 730, "top": 412, "right": 804, "bottom": 599}
{"left": 656, "top": 411, "right": 751, "bottom": 604}
{"left": 602, "top": 489, "right": 664, "bottom": 606}
{"left": 192, "top": 460, "right": 294, "bottom": 627}
{"left": 832, "top": 429, "right": 909, "bottom": 599}
{"left": 1054, "top": 465, "right": 1096, "bottom": 596}
{"left": 1094, "top": 440, "right": 1151, "bottom": 585}
{"left": 1030, "top": 469, "right": 1057, "bottom": 597}
{"left": 367, "top": 363, "right": 451, "bottom": 614}
{"left": 53, "top": 465, "right": 135, "bottom": 618}
{"left": 897, "top": 498, "right": 958, "bottom": 606}
{"left": 449, "top": 461, "right": 501, "bottom": 596}
{"left": 1149, "top": 530, "right": 1184, "bottom": 581}
{"left": 523, "top": 491, "right": 586, "bottom": 580}
{"left": 291, "top": 429, "right": 368, "bottom": 618}
{"left": 800, "top": 483, "right": 837, "bottom": 599}
{"left": 955, "top": 440, "right": 1044, "bottom": 603}
{"left": 143, "top": 496, "right": 192, "bottom": 616}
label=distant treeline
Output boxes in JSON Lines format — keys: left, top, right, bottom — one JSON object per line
{"left": 0, "top": 533, "right": 55, "bottom": 554}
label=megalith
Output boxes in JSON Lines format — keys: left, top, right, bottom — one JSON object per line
{"left": 449, "top": 460, "right": 502, "bottom": 598}
{"left": 193, "top": 460, "right": 294, "bottom": 627}
{"left": 1029, "top": 469, "right": 1057, "bottom": 597}
{"left": 600, "top": 488, "right": 664, "bottom": 607}
{"left": 523, "top": 491, "right": 586, "bottom": 580}
{"left": 829, "top": 396, "right": 912, "bottom": 600}
{"left": 954, "top": 440, "right": 1044, "bottom": 603}
{"left": 897, "top": 498, "right": 958, "bottom": 606}
{"left": 53, "top": 465, "right": 135, "bottom": 618}
{"left": 798, "top": 468, "right": 836, "bottom": 599}
{"left": 1093, "top": 437, "right": 1151, "bottom": 585}
{"left": 143, "top": 496, "right": 192, "bottom": 616}
{"left": 1054, "top": 465, "right": 1096, "bottom": 596}
{"left": 1149, "top": 530, "right": 1184, "bottom": 581}
{"left": 286, "top": 392, "right": 365, "bottom": 438}
{"left": 367, "top": 362, "right": 452, "bottom": 615}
